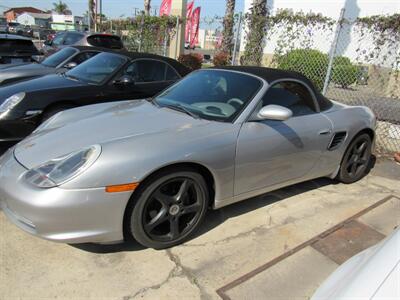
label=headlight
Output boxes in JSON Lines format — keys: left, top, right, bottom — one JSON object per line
{"left": 0, "top": 92, "right": 25, "bottom": 113}
{"left": 24, "top": 145, "right": 101, "bottom": 188}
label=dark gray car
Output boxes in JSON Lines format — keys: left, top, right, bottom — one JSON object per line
{"left": 0, "top": 46, "right": 108, "bottom": 85}
{"left": 42, "top": 31, "right": 125, "bottom": 55}
{"left": 0, "top": 34, "right": 39, "bottom": 65}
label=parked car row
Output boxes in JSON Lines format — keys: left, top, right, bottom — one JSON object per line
{"left": 0, "top": 46, "right": 376, "bottom": 251}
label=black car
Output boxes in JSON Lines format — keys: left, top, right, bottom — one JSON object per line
{"left": 0, "top": 52, "right": 190, "bottom": 147}
{"left": 0, "top": 34, "right": 40, "bottom": 64}
{"left": 0, "top": 46, "right": 111, "bottom": 86}
{"left": 42, "top": 31, "right": 126, "bottom": 56}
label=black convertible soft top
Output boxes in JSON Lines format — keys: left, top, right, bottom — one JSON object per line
{"left": 213, "top": 66, "right": 333, "bottom": 111}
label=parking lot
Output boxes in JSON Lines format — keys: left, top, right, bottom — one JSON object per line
{"left": 1, "top": 158, "right": 399, "bottom": 299}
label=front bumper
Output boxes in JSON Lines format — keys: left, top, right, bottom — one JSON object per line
{"left": 0, "top": 150, "right": 132, "bottom": 244}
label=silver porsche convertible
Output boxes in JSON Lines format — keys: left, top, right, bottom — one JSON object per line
{"left": 0, "top": 67, "right": 376, "bottom": 249}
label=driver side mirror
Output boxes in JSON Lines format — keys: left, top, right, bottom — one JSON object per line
{"left": 114, "top": 75, "right": 135, "bottom": 86}
{"left": 256, "top": 104, "right": 293, "bottom": 121}
{"left": 63, "top": 61, "right": 78, "bottom": 69}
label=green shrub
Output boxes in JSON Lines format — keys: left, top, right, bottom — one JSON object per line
{"left": 178, "top": 53, "right": 203, "bottom": 71}
{"left": 276, "top": 49, "right": 329, "bottom": 91}
{"left": 332, "top": 56, "right": 360, "bottom": 88}
{"left": 213, "top": 52, "right": 230, "bottom": 67}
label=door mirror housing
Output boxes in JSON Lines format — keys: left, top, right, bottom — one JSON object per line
{"left": 256, "top": 104, "right": 293, "bottom": 121}
{"left": 114, "top": 75, "right": 135, "bottom": 86}
{"left": 63, "top": 61, "right": 78, "bottom": 69}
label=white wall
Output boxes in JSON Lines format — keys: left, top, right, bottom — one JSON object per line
{"left": 17, "top": 13, "right": 35, "bottom": 26}
{"left": 245, "top": 0, "right": 399, "bottom": 20}
{"left": 242, "top": 0, "right": 400, "bottom": 66}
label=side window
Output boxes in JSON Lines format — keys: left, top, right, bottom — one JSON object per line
{"left": 63, "top": 33, "right": 84, "bottom": 45}
{"left": 165, "top": 64, "right": 180, "bottom": 81}
{"left": 52, "top": 33, "right": 65, "bottom": 46}
{"left": 261, "top": 81, "right": 317, "bottom": 116}
{"left": 124, "top": 60, "right": 167, "bottom": 83}
{"left": 70, "top": 51, "right": 99, "bottom": 64}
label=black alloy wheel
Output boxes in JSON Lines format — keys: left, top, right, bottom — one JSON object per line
{"left": 128, "top": 169, "right": 208, "bottom": 249}
{"left": 337, "top": 133, "right": 372, "bottom": 183}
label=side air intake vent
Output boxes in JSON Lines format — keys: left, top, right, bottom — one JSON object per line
{"left": 328, "top": 132, "right": 347, "bottom": 150}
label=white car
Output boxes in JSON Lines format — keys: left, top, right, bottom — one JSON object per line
{"left": 312, "top": 227, "right": 400, "bottom": 299}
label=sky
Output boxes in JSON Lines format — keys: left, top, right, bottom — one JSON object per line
{"left": 0, "top": 0, "right": 245, "bottom": 18}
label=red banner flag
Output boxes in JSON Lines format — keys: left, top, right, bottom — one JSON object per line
{"left": 185, "top": 1, "right": 195, "bottom": 43}
{"left": 159, "top": 0, "right": 172, "bottom": 16}
{"left": 190, "top": 7, "right": 201, "bottom": 48}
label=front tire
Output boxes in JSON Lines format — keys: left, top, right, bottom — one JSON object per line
{"left": 128, "top": 168, "right": 209, "bottom": 249}
{"left": 337, "top": 133, "right": 372, "bottom": 183}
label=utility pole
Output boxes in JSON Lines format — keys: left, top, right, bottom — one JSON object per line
{"left": 87, "top": 0, "right": 91, "bottom": 32}
{"left": 94, "top": 0, "right": 98, "bottom": 32}
{"left": 99, "top": 0, "right": 102, "bottom": 29}
{"left": 168, "top": 0, "right": 187, "bottom": 59}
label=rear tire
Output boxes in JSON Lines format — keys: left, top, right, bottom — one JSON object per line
{"left": 337, "top": 133, "right": 372, "bottom": 183}
{"left": 126, "top": 168, "right": 209, "bottom": 249}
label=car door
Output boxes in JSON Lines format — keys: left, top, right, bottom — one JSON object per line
{"left": 234, "top": 80, "right": 333, "bottom": 196}
{"left": 107, "top": 59, "right": 181, "bottom": 100}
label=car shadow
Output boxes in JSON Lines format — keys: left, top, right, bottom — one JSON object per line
{"left": 71, "top": 177, "right": 336, "bottom": 254}
{"left": 71, "top": 155, "right": 376, "bottom": 254}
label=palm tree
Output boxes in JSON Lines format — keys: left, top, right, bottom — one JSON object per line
{"left": 144, "top": 0, "right": 151, "bottom": 16}
{"left": 243, "top": 0, "right": 268, "bottom": 66}
{"left": 52, "top": 0, "right": 69, "bottom": 14}
{"left": 222, "top": 0, "right": 236, "bottom": 57}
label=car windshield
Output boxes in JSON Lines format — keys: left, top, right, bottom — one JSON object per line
{"left": 65, "top": 52, "right": 127, "bottom": 84}
{"left": 155, "top": 70, "right": 262, "bottom": 122}
{"left": 41, "top": 47, "right": 77, "bottom": 67}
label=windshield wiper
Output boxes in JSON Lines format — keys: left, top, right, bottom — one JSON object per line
{"left": 164, "top": 104, "right": 200, "bottom": 119}
{"left": 146, "top": 97, "right": 159, "bottom": 107}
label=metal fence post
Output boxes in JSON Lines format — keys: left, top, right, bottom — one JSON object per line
{"left": 232, "top": 12, "right": 243, "bottom": 66}
{"left": 322, "top": 8, "right": 345, "bottom": 95}
{"left": 163, "top": 28, "right": 168, "bottom": 57}
{"left": 174, "top": 16, "right": 180, "bottom": 60}
{"left": 138, "top": 12, "right": 145, "bottom": 52}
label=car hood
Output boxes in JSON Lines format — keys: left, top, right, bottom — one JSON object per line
{"left": 311, "top": 227, "right": 400, "bottom": 299}
{"left": 14, "top": 100, "right": 211, "bottom": 168}
{"left": 0, "top": 73, "right": 85, "bottom": 101}
{"left": 0, "top": 63, "right": 52, "bottom": 84}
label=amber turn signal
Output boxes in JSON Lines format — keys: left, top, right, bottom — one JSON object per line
{"left": 105, "top": 182, "right": 139, "bottom": 193}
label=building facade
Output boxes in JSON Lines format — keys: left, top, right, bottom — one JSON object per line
{"left": 4, "top": 7, "right": 45, "bottom": 22}
{"left": 16, "top": 13, "right": 51, "bottom": 27}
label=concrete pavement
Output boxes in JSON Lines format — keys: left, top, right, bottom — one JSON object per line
{"left": 0, "top": 159, "right": 399, "bottom": 299}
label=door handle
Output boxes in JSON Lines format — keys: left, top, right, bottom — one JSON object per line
{"left": 319, "top": 129, "right": 332, "bottom": 135}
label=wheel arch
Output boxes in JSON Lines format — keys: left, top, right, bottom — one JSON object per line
{"left": 122, "top": 161, "right": 216, "bottom": 240}
{"left": 132, "top": 162, "right": 216, "bottom": 206}
{"left": 42, "top": 100, "right": 78, "bottom": 113}
{"left": 356, "top": 127, "right": 375, "bottom": 141}
{"left": 41, "top": 100, "right": 79, "bottom": 121}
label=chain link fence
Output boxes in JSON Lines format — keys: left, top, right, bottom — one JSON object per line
{"left": 98, "top": 16, "right": 179, "bottom": 56}
{"left": 231, "top": 10, "right": 400, "bottom": 156}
